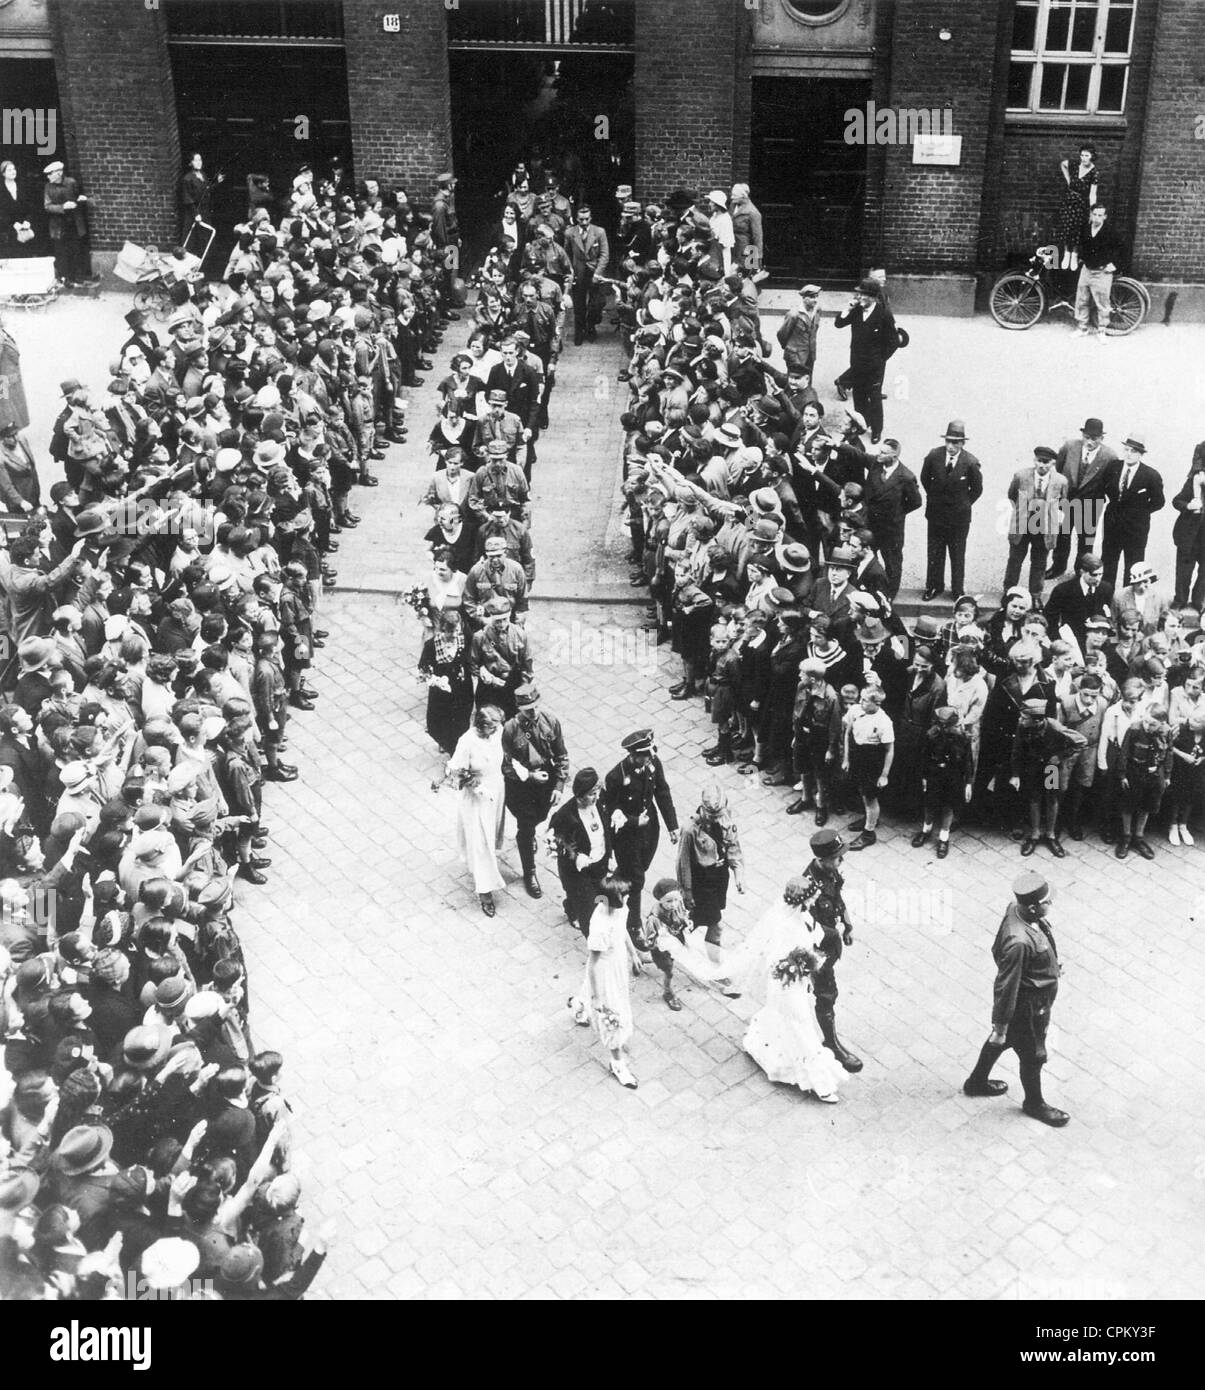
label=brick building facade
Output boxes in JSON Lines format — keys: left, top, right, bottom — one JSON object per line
{"left": 1, "top": 1, "right": 1201, "bottom": 312}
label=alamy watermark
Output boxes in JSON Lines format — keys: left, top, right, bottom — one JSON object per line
{"left": 844, "top": 102, "right": 953, "bottom": 146}
{"left": 545, "top": 620, "right": 661, "bottom": 669}
{"left": 1, "top": 108, "right": 57, "bottom": 157}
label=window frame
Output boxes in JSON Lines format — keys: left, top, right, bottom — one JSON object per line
{"left": 1006, "top": 1, "right": 1135, "bottom": 118}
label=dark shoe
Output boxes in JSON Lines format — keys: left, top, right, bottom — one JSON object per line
{"left": 814, "top": 809, "right": 829, "bottom": 827}
{"left": 936, "top": 839, "right": 949, "bottom": 859}
{"left": 848, "top": 830, "right": 877, "bottom": 851}
{"left": 405, "top": 376, "right": 425, "bottom": 387}
{"left": 321, "top": 566, "right": 338, "bottom": 579}
{"left": 311, "top": 637, "right": 327, "bottom": 649}
{"left": 313, "top": 629, "right": 330, "bottom": 640}
{"left": 670, "top": 688, "right": 695, "bottom": 701}
{"left": 963, "top": 1078, "right": 1008, "bottom": 1097}
{"left": 341, "top": 515, "right": 361, "bottom": 527}
{"left": 329, "top": 524, "right": 344, "bottom": 535}
{"left": 630, "top": 574, "right": 649, "bottom": 587}
{"left": 264, "top": 767, "right": 299, "bottom": 782}
{"left": 921, "top": 587, "right": 944, "bottom": 602}
{"left": 1068, "top": 824, "right": 1084, "bottom": 841}
{"left": 667, "top": 683, "right": 686, "bottom": 696}
{"left": 617, "top": 370, "right": 630, "bottom": 382}
{"left": 834, "top": 378, "right": 849, "bottom": 402}
{"left": 289, "top": 695, "right": 315, "bottom": 711}
{"left": 479, "top": 893, "right": 496, "bottom": 918}
{"left": 524, "top": 873, "right": 542, "bottom": 899}
{"left": 443, "top": 311, "right": 461, "bottom": 322}
{"left": 1020, "top": 837, "right": 1037, "bottom": 856}
{"left": 703, "top": 752, "right": 728, "bottom": 766}
{"left": 1114, "top": 839, "right": 1128, "bottom": 859}
{"left": 826, "top": 1038, "right": 863, "bottom": 1073}
{"left": 911, "top": 828, "right": 931, "bottom": 848}
{"left": 700, "top": 744, "right": 721, "bottom": 759}
{"left": 238, "top": 864, "right": 268, "bottom": 885}
{"left": 1044, "top": 567, "right": 1066, "bottom": 580}
{"left": 1047, "top": 837, "right": 1066, "bottom": 858}
{"left": 299, "top": 690, "right": 320, "bottom": 703}
{"left": 847, "top": 816, "right": 866, "bottom": 832}
{"left": 368, "top": 450, "right": 386, "bottom": 461}
{"left": 1101, "top": 827, "right": 1116, "bottom": 844}
{"left": 359, "top": 475, "right": 380, "bottom": 487}
{"left": 1132, "top": 837, "right": 1155, "bottom": 860}
{"left": 249, "top": 855, "right": 272, "bottom": 869}
{"left": 252, "top": 834, "right": 269, "bottom": 849}
{"left": 417, "top": 359, "right": 434, "bottom": 371}
{"left": 1022, "top": 1100, "right": 1070, "bottom": 1128}
{"left": 785, "top": 799, "right": 807, "bottom": 815}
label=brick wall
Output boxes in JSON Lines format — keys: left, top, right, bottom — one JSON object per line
{"left": 343, "top": 2, "right": 453, "bottom": 202}
{"left": 1132, "top": 0, "right": 1205, "bottom": 281}
{"left": 878, "top": 0, "right": 1003, "bottom": 275}
{"left": 48, "top": 0, "right": 179, "bottom": 249}
{"left": 633, "top": 0, "right": 738, "bottom": 200}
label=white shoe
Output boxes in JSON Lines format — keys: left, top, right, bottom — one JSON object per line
{"left": 610, "top": 1059, "right": 638, "bottom": 1089}
{"left": 793, "top": 781, "right": 804, "bottom": 792}
{"left": 1169, "top": 825, "right": 1182, "bottom": 846}
{"left": 568, "top": 996, "right": 590, "bottom": 1027}
{"left": 1180, "top": 825, "right": 1194, "bottom": 846}
{"left": 815, "top": 1091, "right": 839, "bottom": 1104}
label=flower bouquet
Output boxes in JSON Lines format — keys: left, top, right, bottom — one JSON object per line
{"left": 771, "top": 946, "right": 822, "bottom": 988}
{"left": 401, "top": 584, "right": 432, "bottom": 623}
{"left": 595, "top": 1005, "right": 624, "bottom": 1049}
{"left": 454, "top": 768, "right": 481, "bottom": 793}
{"left": 418, "top": 671, "right": 451, "bottom": 693}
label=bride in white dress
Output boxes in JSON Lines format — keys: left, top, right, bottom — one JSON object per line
{"left": 726, "top": 878, "right": 845, "bottom": 1103}
{"left": 433, "top": 704, "right": 507, "bottom": 916}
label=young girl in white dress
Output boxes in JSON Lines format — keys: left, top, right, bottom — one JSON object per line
{"left": 569, "top": 878, "right": 641, "bottom": 1089}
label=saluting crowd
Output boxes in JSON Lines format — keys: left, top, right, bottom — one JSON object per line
{"left": 0, "top": 155, "right": 476, "bottom": 1297}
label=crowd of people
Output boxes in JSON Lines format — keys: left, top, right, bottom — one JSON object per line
{"left": 0, "top": 155, "right": 475, "bottom": 1297}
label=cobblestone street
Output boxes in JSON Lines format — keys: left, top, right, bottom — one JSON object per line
{"left": 9, "top": 295, "right": 1204, "bottom": 1300}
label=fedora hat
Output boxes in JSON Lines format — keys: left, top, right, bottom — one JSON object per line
{"left": 941, "top": 420, "right": 967, "bottom": 441}
{"left": 713, "top": 423, "right": 743, "bottom": 449}
{"left": 1122, "top": 430, "right": 1146, "bottom": 452}
{"left": 54, "top": 1124, "right": 114, "bottom": 1177}
{"left": 776, "top": 542, "right": 811, "bottom": 574}
{"left": 122, "top": 1024, "right": 173, "bottom": 1073}
{"left": 826, "top": 546, "right": 858, "bottom": 570}
{"left": 17, "top": 637, "right": 55, "bottom": 673}
{"left": 912, "top": 615, "right": 942, "bottom": 640}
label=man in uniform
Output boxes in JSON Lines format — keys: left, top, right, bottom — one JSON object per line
{"left": 602, "top": 729, "right": 679, "bottom": 938}
{"left": 796, "top": 828, "right": 863, "bottom": 1073}
{"left": 501, "top": 685, "right": 569, "bottom": 899}
{"left": 962, "top": 870, "right": 1068, "bottom": 1127}
{"left": 470, "top": 596, "right": 532, "bottom": 720}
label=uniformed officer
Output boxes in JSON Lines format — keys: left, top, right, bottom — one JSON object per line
{"left": 602, "top": 730, "right": 679, "bottom": 936}
{"left": 963, "top": 870, "right": 1068, "bottom": 1127}
{"left": 501, "top": 685, "right": 569, "bottom": 899}
{"left": 795, "top": 828, "right": 862, "bottom": 1073}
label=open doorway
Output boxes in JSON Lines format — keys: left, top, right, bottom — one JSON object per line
{"left": 750, "top": 76, "right": 871, "bottom": 281}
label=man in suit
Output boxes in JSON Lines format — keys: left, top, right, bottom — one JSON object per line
{"left": 832, "top": 278, "right": 897, "bottom": 443}
{"left": 501, "top": 685, "right": 569, "bottom": 900}
{"left": 602, "top": 728, "right": 678, "bottom": 938}
{"left": 862, "top": 438, "right": 922, "bottom": 599}
{"left": 919, "top": 419, "right": 983, "bottom": 601}
{"left": 563, "top": 204, "right": 609, "bottom": 346}
{"left": 1003, "top": 446, "right": 1068, "bottom": 602}
{"left": 1043, "top": 554, "right": 1113, "bottom": 655}
{"left": 776, "top": 284, "right": 821, "bottom": 376}
{"left": 485, "top": 337, "right": 541, "bottom": 478}
{"left": 1171, "top": 442, "right": 1205, "bottom": 606}
{"left": 1099, "top": 430, "right": 1165, "bottom": 590}
{"left": 1048, "top": 416, "right": 1118, "bottom": 578}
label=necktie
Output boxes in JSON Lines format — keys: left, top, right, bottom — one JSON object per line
{"left": 1121, "top": 468, "right": 1131, "bottom": 495}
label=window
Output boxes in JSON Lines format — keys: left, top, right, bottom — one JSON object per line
{"left": 783, "top": 1, "right": 852, "bottom": 24}
{"left": 1008, "top": 1, "right": 1134, "bottom": 115}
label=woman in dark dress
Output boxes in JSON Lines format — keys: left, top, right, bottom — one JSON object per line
{"left": 675, "top": 785, "right": 745, "bottom": 968}
{"left": 418, "top": 600, "right": 474, "bottom": 755}
{"left": 757, "top": 610, "right": 808, "bottom": 786}
{"left": 669, "top": 580, "right": 717, "bottom": 701}
{"left": 1056, "top": 146, "right": 1098, "bottom": 273}
{"left": 889, "top": 645, "right": 947, "bottom": 816}
{"left": 423, "top": 503, "right": 478, "bottom": 575}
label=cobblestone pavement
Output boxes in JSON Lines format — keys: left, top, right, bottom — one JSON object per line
{"left": 9, "top": 294, "right": 1204, "bottom": 1299}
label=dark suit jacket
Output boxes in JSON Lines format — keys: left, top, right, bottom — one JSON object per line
{"left": 547, "top": 795, "right": 612, "bottom": 867}
{"left": 1100, "top": 459, "right": 1165, "bottom": 544}
{"left": 485, "top": 361, "right": 541, "bottom": 432}
{"left": 1043, "top": 576, "right": 1115, "bottom": 650}
{"left": 864, "top": 462, "right": 922, "bottom": 537}
{"left": 1055, "top": 437, "right": 1119, "bottom": 499}
{"left": 920, "top": 446, "right": 983, "bottom": 527}
{"left": 833, "top": 302, "right": 897, "bottom": 375}
{"left": 1171, "top": 455, "right": 1205, "bottom": 554}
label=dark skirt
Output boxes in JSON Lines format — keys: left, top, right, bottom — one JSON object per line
{"left": 689, "top": 860, "right": 730, "bottom": 929}
{"left": 420, "top": 638, "right": 474, "bottom": 754}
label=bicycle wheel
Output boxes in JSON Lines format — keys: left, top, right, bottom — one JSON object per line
{"left": 1121, "top": 275, "right": 1151, "bottom": 317}
{"left": 989, "top": 272, "right": 1045, "bottom": 329}
{"left": 1107, "top": 278, "right": 1146, "bottom": 336}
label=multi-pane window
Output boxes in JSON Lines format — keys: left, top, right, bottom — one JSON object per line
{"left": 1008, "top": 1, "right": 1135, "bottom": 115}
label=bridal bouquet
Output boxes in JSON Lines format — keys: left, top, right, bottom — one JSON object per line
{"left": 771, "top": 946, "right": 822, "bottom": 988}
{"left": 454, "top": 768, "right": 481, "bottom": 793}
{"left": 401, "top": 585, "right": 432, "bottom": 622}
{"left": 595, "top": 1006, "right": 623, "bottom": 1048}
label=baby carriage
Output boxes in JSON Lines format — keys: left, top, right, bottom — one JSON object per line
{"left": 114, "top": 219, "right": 215, "bottom": 321}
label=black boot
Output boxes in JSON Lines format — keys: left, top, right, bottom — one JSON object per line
{"left": 1020, "top": 1061, "right": 1069, "bottom": 1126}
{"left": 963, "top": 1040, "right": 1008, "bottom": 1096}
{"left": 817, "top": 1010, "right": 863, "bottom": 1072}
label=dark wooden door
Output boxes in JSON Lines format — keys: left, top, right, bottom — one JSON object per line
{"left": 750, "top": 76, "right": 870, "bottom": 280}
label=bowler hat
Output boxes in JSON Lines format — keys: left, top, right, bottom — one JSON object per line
{"left": 1082, "top": 418, "right": 1104, "bottom": 436}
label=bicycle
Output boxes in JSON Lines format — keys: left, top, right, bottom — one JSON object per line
{"left": 989, "top": 245, "right": 1149, "bottom": 335}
